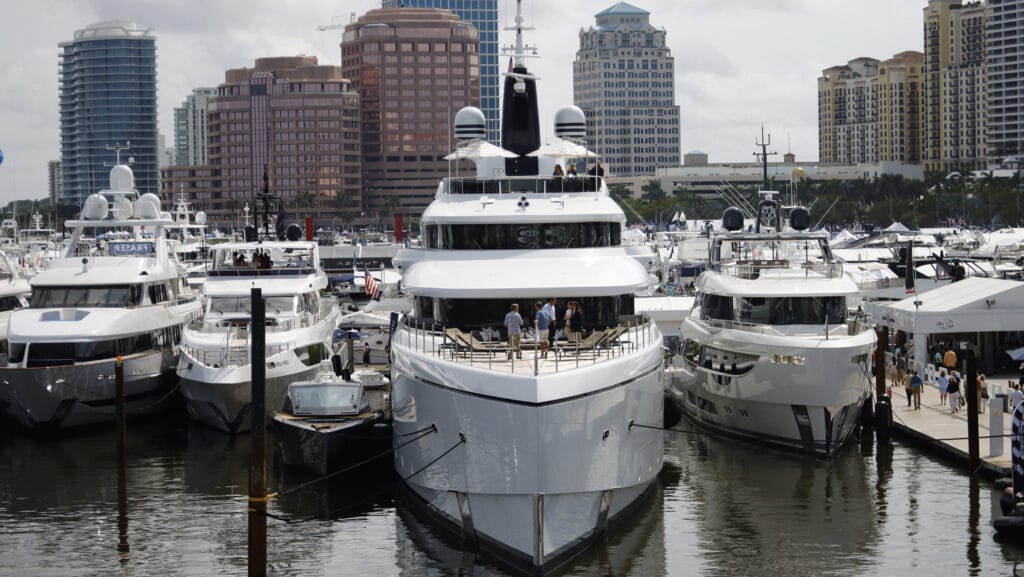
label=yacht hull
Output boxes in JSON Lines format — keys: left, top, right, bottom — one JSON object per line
{"left": 390, "top": 351, "right": 664, "bottom": 574}
{"left": 179, "top": 361, "right": 322, "bottom": 434}
{"left": 0, "top": 350, "right": 176, "bottom": 430}
{"left": 667, "top": 323, "right": 876, "bottom": 458}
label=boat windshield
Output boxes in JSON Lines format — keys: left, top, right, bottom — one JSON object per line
{"left": 702, "top": 294, "right": 847, "bottom": 325}
{"left": 31, "top": 285, "right": 135, "bottom": 308}
{"left": 288, "top": 383, "right": 364, "bottom": 416}
{"left": 424, "top": 222, "right": 621, "bottom": 250}
{"left": 208, "top": 296, "right": 296, "bottom": 316}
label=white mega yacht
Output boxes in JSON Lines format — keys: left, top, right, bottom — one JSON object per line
{"left": 0, "top": 162, "right": 204, "bottom": 430}
{"left": 666, "top": 192, "right": 877, "bottom": 457}
{"left": 177, "top": 240, "right": 339, "bottom": 433}
{"left": 389, "top": 4, "right": 664, "bottom": 572}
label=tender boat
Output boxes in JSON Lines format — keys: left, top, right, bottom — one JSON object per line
{"left": 0, "top": 160, "right": 204, "bottom": 430}
{"left": 273, "top": 360, "right": 391, "bottom": 476}
{"left": 666, "top": 192, "right": 877, "bottom": 457}
{"left": 177, "top": 240, "right": 340, "bottom": 433}
{"left": 388, "top": 3, "right": 664, "bottom": 572}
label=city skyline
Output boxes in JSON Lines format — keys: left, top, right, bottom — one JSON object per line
{"left": 0, "top": 0, "right": 922, "bottom": 204}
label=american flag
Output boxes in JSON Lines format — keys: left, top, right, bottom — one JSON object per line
{"left": 364, "top": 269, "right": 381, "bottom": 301}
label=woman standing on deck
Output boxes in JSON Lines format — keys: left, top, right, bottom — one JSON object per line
{"left": 947, "top": 372, "right": 961, "bottom": 413}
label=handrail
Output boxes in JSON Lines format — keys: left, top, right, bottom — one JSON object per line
{"left": 394, "top": 314, "right": 658, "bottom": 375}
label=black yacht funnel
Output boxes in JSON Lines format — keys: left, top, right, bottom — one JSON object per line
{"left": 502, "top": 64, "right": 540, "bottom": 176}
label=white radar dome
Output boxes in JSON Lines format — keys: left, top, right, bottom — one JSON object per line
{"left": 111, "top": 195, "right": 133, "bottom": 220}
{"left": 195, "top": 211, "right": 207, "bottom": 224}
{"left": 109, "top": 164, "right": 135, "bottom": 192}
{"left": 554, "top": 106, "right": 586, "bottom": 140}
{"left": 134, "top": 193, "right": 161, "bottom": 219}
{"left": 82, "top": 194, "right": 109, "bottom": 220}
{"left": 454, "top": 107, "right": 486, "bottom": 141}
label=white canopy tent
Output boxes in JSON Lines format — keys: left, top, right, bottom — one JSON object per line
{"left": 864, "top": 277, "right": 1024, "bottom": 374}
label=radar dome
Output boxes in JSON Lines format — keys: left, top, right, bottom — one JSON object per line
{"left": 789, "top": 207, "right": 810, "bottom": 231}
{"left": 111, "top": 195, "right": 133, "bottom": 220}
{"left": 82, "top": 194, "right": 109, "bottom": 220}
{"left": 722, "top": 207, "right": 744, "bottom": 232}
{"left": 554, "top": 106, "right": 586, "bottom": 140}
{"left": 109, "top": 164, "right": 135, "bottom": 192}
{"left": 159, "top": 211, "right": 173, "bottom": 221}
{"left": 195, "top": 211, "right": 207, "bottom": 224}
{"left": 454, "top": 107, "right": 486, "bottom": 141}
{"left": 285, "top": 223, "right": 303, "bottom": 241}
{"left": 134, "top": 193, "right": 161, "bottom": 219}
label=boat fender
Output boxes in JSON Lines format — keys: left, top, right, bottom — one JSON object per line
{"left": 331, "top": 354, "right": 343, "bottom": 376}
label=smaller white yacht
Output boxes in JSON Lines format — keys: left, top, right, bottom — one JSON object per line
{"left": 0, "top": 162, "right": 204, "bottom": 430}
{"left": 177, "top": 240, "right": 340, "bottom": 433}
{"left": 0, "top": 251, "right": 31, "bottom": 352}
{"left": 667, "top": 192, "right": 877, "bottom": 457}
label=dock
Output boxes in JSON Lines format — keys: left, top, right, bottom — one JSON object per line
{"left": 889, "top": 384, "right": 1013, "bottom": 478}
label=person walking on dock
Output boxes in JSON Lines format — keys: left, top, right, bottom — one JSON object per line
{"left": 901, "top": 365, "right": 913, "bottom": 407}
{"left": 937, "top": 369, "right": 949, "bottom": 406}
{"left": 947, "top": 372, "right": 961, "bottom": 413}
{"left": 1010, "top": 384, "right": 1024, "bottom": 412}
{"left": 910, "top": 371, "right": 923, "bottom": 410}
{"left": 943, "top": 347, "right": 958, "bottom": 373}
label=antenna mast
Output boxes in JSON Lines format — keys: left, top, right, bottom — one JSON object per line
{"left": 753, "top": 127, "right": 776, "bottom": 190}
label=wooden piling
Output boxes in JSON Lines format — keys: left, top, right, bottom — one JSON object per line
{"left": 115, "top": 356, "right": 129, "bottom": 562}
{"left": 966, "top": 353, "right": 980, "bottom": 474}
{"left": 874, "top": 328, "right": 892, "bottom": 442}
{"left": 248, "top": 288, "right": 267, "bottom": 577}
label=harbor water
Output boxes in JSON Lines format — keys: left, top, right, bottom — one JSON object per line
{"left": 3, "top": 414, "right": 1024, "bottom": 576}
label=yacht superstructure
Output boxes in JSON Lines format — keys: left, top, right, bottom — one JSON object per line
{"left": 177, "top": 240, "right": 339, "bottom": 433}
{"left": 389, "top": 3, "right": 663, "bottom": 572}
{"left": 667, "top": 193, "right": 877, "bottom": 457}
{"left": 0, "top": 162, "right": 204, "bottom": 430}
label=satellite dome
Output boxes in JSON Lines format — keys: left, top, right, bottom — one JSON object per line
{"left": 111, "top": 195, "right": 133, "bottom": 220}
{"left": 195, "top": 211, "right": 207, "bottom": 224}
{"left": 82, "top": 194, "right": 109, "bottom": 220}
{"left": 789, "top": 206, "right": 811, "bottom": 231}
{"left": 722, "top": 207, "right": 744, "bottom": 232}
{"left": 109, "top": 164, "right": 135, "bottom": 192}
{"left": 554, "top": 106, "right": 586, "bottom": 140}
{"left": 134, "top": 193, "right": 161, "bottom": 219}
{"left": 454, "top": 107, "right": 486, "bottom": 141}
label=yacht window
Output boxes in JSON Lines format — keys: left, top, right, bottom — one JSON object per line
{"left": 427, "top": 295, "right": 629, "bottom": 330}
{"left": 296, "top": 342, "right": 327, "bottom": 366}
{"left": 148, "top": 284, "right": 168, "bottom": 304}
{"left": 265, "top": 296, "right": 297, "bottom": 315}
{"left": 0, "top": 296, "right": 23, "bottom": 312}
{"left": 700, "top": 293, "right": 733, "bottom": 322}
{"left": 30, "top": 285, "right": 133, "bottom": 308}
{"left": 209, "top": 296, "right": 296, "bottom": 316}
{"left": 433, "top": 223, "right": 622, "bottom": 250}
{"left": 9, "top": 342, "right": 25, "bottom": 363}
{"left": 734, "top": 296, "right": 847, "bottom": 325}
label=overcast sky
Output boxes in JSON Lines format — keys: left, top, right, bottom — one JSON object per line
{"left": 0, "top": 0, "right": 924, "bottom": 204}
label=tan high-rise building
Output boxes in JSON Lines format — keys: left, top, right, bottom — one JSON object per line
{"left": 818, "top": 57, "right": 880, "bottom": 164}
{"left": 161, "top": 56, "right": 362, "bottom": 230}
{"left": 877, "top": 51, "right": 924, "bottom": 164}
{"left": 923, "top": 0, "right": 986, "bottom": 174}
{"left": 341, "top": 8, "right": 480, "bottom": 218}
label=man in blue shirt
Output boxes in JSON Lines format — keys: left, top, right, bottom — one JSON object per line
{"left": 910, "top": 370, "right": 923, "bottom": 410}
{"left": 504, "top": 303, "right": 523, "bottom": 360}
{"left": 542, "top": 297, "right": 557, "bottom": 353}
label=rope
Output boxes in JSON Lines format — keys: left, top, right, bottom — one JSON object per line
{"left": 274, "top": 425, "right": 436, "bottom": 497}
{"left": 264, "top": 433, "right": 467, "bottom": 525}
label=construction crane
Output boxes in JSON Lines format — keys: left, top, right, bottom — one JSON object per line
{"left": 317, "top": 13, "right": 355, "bottom": 32}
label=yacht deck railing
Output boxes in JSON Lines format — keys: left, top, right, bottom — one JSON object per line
{"left": 395, "top": 313, "right": 659, "bottom": 376}
{"left": 443, "top": 175, "right": 603, "bottom": 196}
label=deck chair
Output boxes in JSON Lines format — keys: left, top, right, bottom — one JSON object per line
{"left": 598, "top": 325, "right": 628, "bottom": 348}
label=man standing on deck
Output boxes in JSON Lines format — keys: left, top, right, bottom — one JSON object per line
{"left": 910, "top": 371, "right": 923, "bottom": 410}
{"left": 542, "top": 297, "right": 557, "bottom": 353}
{"left": 1010, "top": 384, "right": 1024, "bottom": 411}
{"left": 504, "top": 303, "right": 524, "bottom": 360}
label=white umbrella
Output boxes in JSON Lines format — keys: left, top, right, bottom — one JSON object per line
{"left": 444, "top": 140, "right": 519, "bottom": 161}
{"left": 527, "top": 138, "right": 598, "bottom": 159}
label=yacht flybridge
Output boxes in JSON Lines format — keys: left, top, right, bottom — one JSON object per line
{"left": 666, "top": 192, "right": 877, "bottom": 457}
{"left": 389, "top": 2, "right": 664, "bottom": 573}
{"left": 0, "top": 161, "right": 204, "bottom": 430}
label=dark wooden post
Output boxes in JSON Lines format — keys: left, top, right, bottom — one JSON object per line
{"left": 248, "top": 288, "right": 267, "bottom": 577}
{"left": 966, "top": 353, "right": 980, "bottom": 474}
{"left": 115, "top": 356, "right": 129, "bottom": 563}
{"left": 875, "top": 328, "right": 892, "bottom": 442}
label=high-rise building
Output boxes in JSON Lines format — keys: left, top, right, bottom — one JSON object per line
{"left": 877, "top": 52, "right": 924, "bottom": 165}
{"left": 923, "top": 0, "right": 986, "bottom": 173}
{"left": 573, "top": 3, "right": 680, "bottom": 177}
{"left": 342, "top": 8, "right": 480, "bottom": 216}
{"left": 173, "top": 87, "right": 218, "bottom": 166}
{"left": 162, "top": 56, "right": 362, "bottom": 229}
{"left": 818, "top": 58, "right": 880, "bottom": 164}
{"left": 59, "top": 20, "right": 158, "bottom": 208}
{"left": 987, "top": 0, "right": 1024, "bottom": 161}
{"left": 47, "top": 160, "right": 62, "bottom": 207}
{"left": 819, "top": 52, "right": 924, "bottom": 165}
{"left": 381, "top": 0, "right": 499, "bottom": 143}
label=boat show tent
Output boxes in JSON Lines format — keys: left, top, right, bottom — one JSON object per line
{"left": 864, "top": 277, "right": 1024, "bottom": 376}
{"left": 884, "top": 222, "right": 911, "bottom": 232}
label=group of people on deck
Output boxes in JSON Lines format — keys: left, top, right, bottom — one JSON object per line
{"left": 502, "top": 298, "right": 583, "bottom": 361}
{"left": 552, "top": 162, "right": 603, "bottom": 178}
